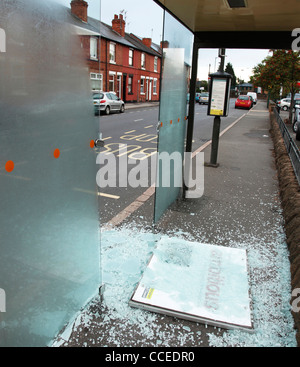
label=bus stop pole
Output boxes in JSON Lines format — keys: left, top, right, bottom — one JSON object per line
{"left": 209, "top": 115, "right": 221, "bottom": 166}
{"left": 206, "top": 48, "right": 225, "bottom": 168}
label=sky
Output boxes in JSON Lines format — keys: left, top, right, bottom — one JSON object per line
{"left": 53, "top": 0, "right": 270, "bottom": 82}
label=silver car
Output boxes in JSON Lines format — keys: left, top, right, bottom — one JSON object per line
{"left": 93, "top": 92, "right": 125, "bottom": 115}
{"left": 199, "top": 92, "right": 209, "bottom": 104}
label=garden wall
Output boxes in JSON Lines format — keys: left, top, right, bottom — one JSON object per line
{"left": 270, "top": 110, "right": 300, "bottom": 347}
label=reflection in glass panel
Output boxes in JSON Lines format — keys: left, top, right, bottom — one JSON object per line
{"left": 154, "top": 11, "right": 193, "bottom": 222}
{"left": 0, "top": 0, "right": 101, "bottom": 346}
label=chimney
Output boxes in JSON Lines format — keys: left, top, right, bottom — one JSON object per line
{"left": 112, "top": 14, "right": 126, "bottom": 37}
{"left": 160, "top": 40, "right": 169, "bottom": 49}
{"left": 142, "top": 38, "right": 152, "bottom": 48}
{"left": 70, "top": 0, "right": 88, "bottom": 23}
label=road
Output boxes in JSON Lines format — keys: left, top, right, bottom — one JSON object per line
{"left": 96, "top": 98, "right": 249, "bottom": 224}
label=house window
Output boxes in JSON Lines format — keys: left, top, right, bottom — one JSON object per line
{"left": 129, "top": 49, "right": 133, "bottom": 66}
{"left": 140, "top": 77, "right": 145, "bottom": 94}
{"left": 90, "top": 37, "right": 98, "bottom": 60}
{"left": 128, "top": 76, "right": 133, "bottom": 94}
{"left": 154, "top": 56, "right": 158, "bottom": 72}
{"left": 109, "top": 73, "right": 115, "bottom": 92}
{"left": 153, "top": 78, "right": 157, "bottom": 94}
{"left": 109, "top": 42, "right": 116, "bottom": 63}
{"left": 141, "top": 53, "right": 145, "bottom": 69}
{"left": 90, "top": 72, "right": 103, "bottom": 91}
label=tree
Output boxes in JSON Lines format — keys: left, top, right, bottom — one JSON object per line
{"left": 197, "top": 80, "right": 208, "bottom": 91}
{"left": 252, "top": 50, "right": 300, "bottom": 122}
{"left": 236, "top": 77, "right": 245, "bottom": 85}
{"left": 225, "top": 62, "right": 237, "bottom": 87}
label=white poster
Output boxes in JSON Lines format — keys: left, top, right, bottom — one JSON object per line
{"left": 209, "top": 78, "right": 227, "bottom": 116}
{"left": 130, "top": 237, "right": 253, "bottom": 331}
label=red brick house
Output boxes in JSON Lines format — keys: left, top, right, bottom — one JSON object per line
{"left": 69, "top": 0, "right": 162, "bottom": 103}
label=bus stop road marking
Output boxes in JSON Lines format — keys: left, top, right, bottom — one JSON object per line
{"left": 103, "top": 112, "right": 248, "bottom": 228}
{"left": 104, "top": 184, "right": 155, "bottom": 229}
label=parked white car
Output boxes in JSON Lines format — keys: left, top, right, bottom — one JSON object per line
{"left": 277, "top": 98, "right": 291, "bottom": 110}
{"left": 247, "top": 92, "right": 257, "bottom": 104}
{"left": 277, "top": 98, "right": 300, "bottom": 111}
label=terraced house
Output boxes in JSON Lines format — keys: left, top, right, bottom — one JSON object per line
{"left": 69, "top": 0, "right": 162, "bottom": 103}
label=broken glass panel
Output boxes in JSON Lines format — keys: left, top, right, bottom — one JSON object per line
{"left": 0, "top": 0, "right": 101, "bottom": 346}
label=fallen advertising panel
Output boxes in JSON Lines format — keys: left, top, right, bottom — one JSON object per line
{"left": 130, "top": 237, "right": 253, "bottom": 331}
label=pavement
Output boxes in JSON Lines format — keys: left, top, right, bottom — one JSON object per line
{"left": 125, "top": 101, "right": 160, "bottom": 110}
{"left": 57, "top": 100, "right": 297, "bottom": 348}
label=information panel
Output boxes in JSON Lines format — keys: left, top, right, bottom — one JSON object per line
{"left": 130, "top": 237, "right": 253, "bottom": 331}
{"left": 209, "top": 78, "right": 227, "bottom": 116}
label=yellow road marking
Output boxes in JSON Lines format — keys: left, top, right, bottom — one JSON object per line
{"left": 99, "top": 192, "right": 120, "bottom": 199}
{"left": 104, "top": 112, "right": 249, "bottom": 227}
{"left": 73, "top": 187, "right": 120, "bottom": 199}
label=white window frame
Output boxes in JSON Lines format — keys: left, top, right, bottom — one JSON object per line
{"left": 90, "top": 72, "right": 103, "bottom": 91}
{"left": 90, "top": 37, "right": 98, "bottom": 60}
{"left": 154, "top": 56, "right": 158, "bottom": 72}
{"left": 153, "top": 78, "right": 157, "bottom": 95}
{"left": 141, "top": 53, "right": 145, "bottom": 69}
{"left": 128, "top": 76, "right": 133, "bottom": 94}
{"left": 109, "top": 42, "right": 116, "bottom": 64}
{"left": 117, "top": 73, "right": 122, "bottom": 98}
{"left": 109, "top": 71, "right": 115, "bottom": 92}
{"left": 129, "top": 49, "right": 133, "bottom": 66}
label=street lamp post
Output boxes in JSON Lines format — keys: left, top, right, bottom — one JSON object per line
{"left": 214, "top": 56, "right": 218, "bottom": 72}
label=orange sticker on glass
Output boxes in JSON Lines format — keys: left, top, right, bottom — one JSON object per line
{"left": 5, "top": 160, "right": 14, "bottom": 172}
{"left": 53, "top": 148, "right": 60, "bottom": 159}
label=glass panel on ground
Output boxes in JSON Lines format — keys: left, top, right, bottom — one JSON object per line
{"left": 130, "top": 237, "right": 253, "bottom": 331}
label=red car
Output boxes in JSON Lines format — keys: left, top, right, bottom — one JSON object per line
{"left": 235, "top": 95, "right": 253, "bottom": 109}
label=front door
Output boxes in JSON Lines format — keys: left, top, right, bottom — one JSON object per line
{"left": 123, "top": 74, "right": 127, "bottom": 102}
{"left": 0, "top": 0, "right": 102, "bottom": 346}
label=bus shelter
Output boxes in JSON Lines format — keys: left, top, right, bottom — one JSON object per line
{"left": 152, "top": 0, "right": 297, "bottom": 221}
